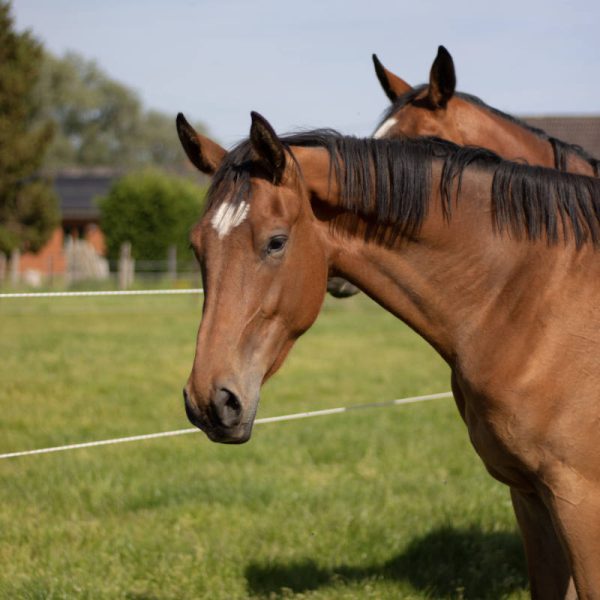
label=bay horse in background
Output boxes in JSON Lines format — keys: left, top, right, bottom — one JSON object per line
{"left": 328, "top": 44, "right": 600, "bottom": 299}
{"left": 372, "top": 45, "right": 599, "bottom": 176}
{"left": 176, "top": 111, "right": 600, "bottom": 598}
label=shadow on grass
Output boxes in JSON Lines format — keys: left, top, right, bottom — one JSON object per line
{"left": 245, "top": 525, "right": 528, "bottom": 599}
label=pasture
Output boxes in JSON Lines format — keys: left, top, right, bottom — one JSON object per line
{"left": 0, "top": 292, "right": 528, "bottom": 599}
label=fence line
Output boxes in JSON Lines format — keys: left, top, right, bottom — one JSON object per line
{"left": 0, "top": 392, "right": 452, "bottom": 460}
{"left": 0, "top": 288, "right": 204, "bottom": 299}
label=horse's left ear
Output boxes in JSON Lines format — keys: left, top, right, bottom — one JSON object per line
{"left": 250, "top": 111, "right": 286, "bottom": 184}
{"left": 372, "top": 54, "right": 412, "bottom": 102}
{"left": 428, "top": 45, "right": 456, "bottom": 108}
{"left": 176, "top": 113, "right": 226, "bottom": 175}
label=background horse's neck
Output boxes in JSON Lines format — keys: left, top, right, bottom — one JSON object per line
{"left": 561, "top": 148, "right": 598, "bottom": 176}
{"left": 456, "top": 99, "right": 597, "bottom": 176}
{"left": 453, "top": 100, "right": 555, "bottom": 168}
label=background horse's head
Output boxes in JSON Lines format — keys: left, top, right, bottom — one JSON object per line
{"left": 176, "top": 113, "right": 330, "bottom": 443}
{"left": 373, "top": 46, "right": 600, "bottom": 177}
{"left": 372, "top": 45, "right": 462, "bottom": 141}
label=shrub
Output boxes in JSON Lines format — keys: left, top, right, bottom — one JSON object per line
{"left": 98, "top": 169, "right": 205, "bottom": 262}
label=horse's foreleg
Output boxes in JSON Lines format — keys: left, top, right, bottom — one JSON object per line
{"left": 510, "top": 488, "right": 576, "bottom": 599}
{"left": 548, "top": 486, "right": 600, "bottom": 599}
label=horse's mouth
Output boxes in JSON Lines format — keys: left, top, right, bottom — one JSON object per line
{"left": 205, "top": 425, "right": 252, "bottom": 444}
{"left": 185, "top": 400, "right": 253, "bottom": 444}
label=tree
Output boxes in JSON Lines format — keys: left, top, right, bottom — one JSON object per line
{"left": 0, "top": 1, "right": 59, "bottom": 254}
{"left": 98, "top": 169, "right": 205, "bottom": 262}
{"left": 35, "top": 51, "right": 207, "bottom": 170}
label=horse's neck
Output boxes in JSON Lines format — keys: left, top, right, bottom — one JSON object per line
{"left": 465, "top": 105, "right": 597, "bottom": 176}
{"left": 564, "top": 151, "right": 597, "bottom": 176}
{"left": 321, "top": 164, "right": 559, "bottom": 365}
{"left": 296, "top": 144, "right": 593, "bottom": 366}
{"left": 459, "top": 105, "right": 555, "bottom": 168}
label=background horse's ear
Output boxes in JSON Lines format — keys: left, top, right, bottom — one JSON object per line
{"left": 250, "top": 111, "right": 286, "bottom": 184}
{"left": 372, "top": 54, "right": 412, "bottom": 102}
{"left": 427, "top": 46, "right": 456, "bottom": 108}
{"left": 176, "top": 113, "right": 226, "bottom": 175}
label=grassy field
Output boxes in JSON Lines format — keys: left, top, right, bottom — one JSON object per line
{"left": 0, "top": 291, "right": 528, "bottom": 599}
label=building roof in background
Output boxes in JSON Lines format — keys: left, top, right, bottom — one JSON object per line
{"left": 54, "top": 169, "right": 119, "bottom": 222}
{"left": 521, "top": 115, "right": 600, "bottom": 160}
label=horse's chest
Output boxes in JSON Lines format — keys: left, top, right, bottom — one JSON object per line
{"left": 456, "top": 386, "right": 541, "bottom": 492}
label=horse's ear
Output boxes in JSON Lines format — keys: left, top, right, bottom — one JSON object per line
{"left": 428, "top": 46, "right": 456, "bottom": 108}
{"left": 176, "top": 113, "right": 226, "bottom": 175}
{"left": 250, "top": 111, "right": 285, "bottom": 184}
{"left": 372, "top": 54, "right": 412, "bottom": 102}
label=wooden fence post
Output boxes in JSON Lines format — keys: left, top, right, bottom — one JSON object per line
{"left": 64, "top": 235, "right": 73, "bottom": 285}
{"left": 0, "top": 252, "right": 6, "bottom": 285}
{"left": 10, "top": 249, "right": 20, "bottom": 286}
{"left": 118, "top": 242, "right": 134, "bottom": 289}
{"left": 47, "top": 255, "right": 54, "bottom": 287}
{"left": 167, "top": 245, "right": 177, "bottom": 280}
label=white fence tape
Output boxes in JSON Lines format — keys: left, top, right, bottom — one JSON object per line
{"left": 0, "top": 392, "right": 452, "bottom": 460}
{"left": 0, "top": 289, "right": 453, "bottom": 460}
{"left": 0, "top": 288, "right": 203, "bottom": 299}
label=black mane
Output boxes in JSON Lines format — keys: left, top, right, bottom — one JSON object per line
{"left": 207, "top": 131, "right": 600, "bottom": 248}
{"left": 376, "top": 84, "right": 600, "bottom": 176}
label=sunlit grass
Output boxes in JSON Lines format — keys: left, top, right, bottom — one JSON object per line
{"left": 0, "top": 293, "right": 528, "bottom": 599}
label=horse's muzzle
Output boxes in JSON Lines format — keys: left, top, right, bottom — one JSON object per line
{"left": 183, "top": 386, "right": 252, "bottom": 444}
{"left": 327, "top": 276, "right": 360, "bottom": 298}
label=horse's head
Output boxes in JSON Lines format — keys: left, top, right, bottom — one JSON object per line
{"left": 176, "top": 112, "right": 330, "bottom": 443}
{"left": 372, "top": 46, "right": 468, "bottom": 142}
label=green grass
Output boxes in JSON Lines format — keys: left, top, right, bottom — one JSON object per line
{"left": 0, "top": 293, "right": 528, "bottom": 599}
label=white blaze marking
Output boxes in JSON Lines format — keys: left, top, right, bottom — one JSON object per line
{"left": 211, "top": 201, "right": 250, "bottom": 238}
{"left": 373, "top": 117, "right": 398, "bottom": 139}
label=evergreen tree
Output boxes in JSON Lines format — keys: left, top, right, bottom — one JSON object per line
{"left": 0, "top": 1, "right": 59, "bottom": 254}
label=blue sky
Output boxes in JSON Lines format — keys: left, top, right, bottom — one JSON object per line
{"left": 13, "top": 0, "right": 600, "bottom": 146}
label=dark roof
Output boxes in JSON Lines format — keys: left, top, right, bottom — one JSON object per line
{"left": 53, "top": 169, "right": 118, "bottom": 221}
{"left": 521, "top": 115, "right": 600, "bottom": 160}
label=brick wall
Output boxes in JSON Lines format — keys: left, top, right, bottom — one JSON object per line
{"left": 18, "top": 225, "right": 106, "bottom": 276}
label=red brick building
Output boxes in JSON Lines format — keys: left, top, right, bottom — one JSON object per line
{"left": 18, "top": 169, "right": 117, "bottom": 280}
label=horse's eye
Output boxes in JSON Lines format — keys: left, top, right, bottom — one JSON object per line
{"left": 266, "top": 235, "right": 288, "bottom": 256}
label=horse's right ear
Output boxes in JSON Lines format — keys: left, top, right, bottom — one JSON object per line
{"left": 372, "top": 54, "right": 412, "bottom": 102}
{"left": 249, "top": 111, "right": 286, "bottom": 184}
{"left": 427, "top": 46, "right": 456, "bottom": 108}
{"left": 176, "top": 113, "right": 226, "bottom": 175}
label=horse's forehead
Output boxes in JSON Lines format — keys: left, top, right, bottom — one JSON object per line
{"left": 204, "top": 178, "right": 297, "bottom": 241}
{"left": 373, "top": 116, "right": 399, "bottom": 139}
{"left": 382, "top": 93, "right": 465, "bottom": 138}
{"left": 237, "top": 177, "right": 301, "bottom": 222}
{"left": 209, "top": 200, "right": 250, "bottom": 239}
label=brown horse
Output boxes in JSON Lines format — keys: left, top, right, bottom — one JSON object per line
{"left": 372, "top": 45, "right": 599, "bottom": 177}
{"left": 176, "top": 111, "right": 600, "bottom": 598}
{"left": 328, "top": 45, "right": 600, "bottom": 301}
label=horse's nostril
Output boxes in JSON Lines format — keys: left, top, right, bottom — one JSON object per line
{"left": 212, "top": 387, "right": 243, "bottom": 428}
{"left": 183, "top": 387, "right": 205, "bottom": 430}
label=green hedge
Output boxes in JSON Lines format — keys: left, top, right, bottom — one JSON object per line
{"left": 98, "top": 169, "right": 205, "bottom": 262}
